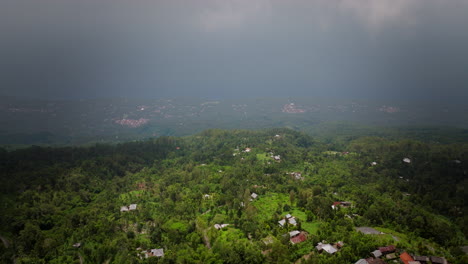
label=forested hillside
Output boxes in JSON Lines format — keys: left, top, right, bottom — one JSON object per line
{"left": 0, "top": 129, "right": 466, "bottom": 263}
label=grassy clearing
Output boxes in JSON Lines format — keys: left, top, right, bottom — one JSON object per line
{"left": 253, "top": 192, "right": 288, "bottom": 221}
{"left": 372, "top": 226, "right": 448, "bottom": 256}
{"left": 288, "top": 209, "right": 320, "bottom": 235}
{"left": 256, "top": 153, "right": 272, "bottom": 162}
{"left": 254, "top": 193, "right": 322, "bottom": 234}
{"left": 302, "top": 222, "right": 321, "bottom": 235}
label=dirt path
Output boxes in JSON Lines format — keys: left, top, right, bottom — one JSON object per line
{"left": 78, "top": 253, "right": 83, "bottom": 264}
{"left": 202, "top": 231, "right": 211, "bottom": 249}
{"left": 195, "top": 221, "right": 211, "bottom": 249}
{"left": 0, "top": 235, "right": 10, "bottom": 248}
{"left": 295, "top": 253, "right": 312, "bottom": 264}
{"left": 201, "top": 209, "right": 211, "bottom": 215}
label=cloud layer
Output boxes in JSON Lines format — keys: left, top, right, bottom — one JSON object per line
{"left": 1, "top": 0, "right": 467, "bottom": 102}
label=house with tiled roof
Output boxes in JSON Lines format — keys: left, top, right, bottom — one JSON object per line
{"left": 371, "top": 249, "right": 382, "bottom": 258}
{"left": 332, "top": 201, "right": 352, "bottom": 209}
{"left": 355, "top": 259, "right": 368, "bottom": 264}
{"left": 378, "top": 245, "right": 396, "bottom": 254}
{"left": 290, "top": 232, "right": 307, "bottom": 244}
{"left": 430, "top": 256, "right": 448, "bottom": 264}
{"left": 316, "top": 242, "right": 338, "bottom": 254}
{"left": 400, "top": 252, "right": 414, "bottom": 264}
{"left": 150, "top": 248, "right": 164, "bottom": 257}
{"left": 121, "top": 203, "right": 137, "bottom": 212}
{"left": 412, "top": 255, "right": 429, "bottom": 263}
{"left": 141, "top": 248, "right": 164, "bottom": 258}
{"left": 365, "top": 258, "right": 386, "bottom": 264}
{"left": 278, "top": 214, "right": 297, "bottom": 227}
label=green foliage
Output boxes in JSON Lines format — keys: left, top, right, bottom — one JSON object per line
{"left": 0, "top": 128, "right": 466, "bottom": 263}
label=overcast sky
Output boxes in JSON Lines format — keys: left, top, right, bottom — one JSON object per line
{"left": 1, "top": 0, "right": 467, "bottom": 102}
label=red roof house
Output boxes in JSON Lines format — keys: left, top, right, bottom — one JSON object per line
{"left": 365, "top": 258, "right": 386, "bottom": 264}
{"left": 400, "top": 252, "right": 415, "bottom": 264}
{"left": 379, "top": 245, "right": 396, "bottom": 254}
{"left": 290, "top": 232, "right": 307, "bottom": 244}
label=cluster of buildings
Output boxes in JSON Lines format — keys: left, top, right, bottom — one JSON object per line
{"left": 114, "top": 118, "right": 149, "bottom": 128}
{"left": 378, "top": 106, "right": 400, "bottom": 113}
{"left": 356, "top": 245, "right": 448, "bottom": 264}
{"left": 277, "top": 214, "right": 308, "bottom": 244}
{"left": 278, "top": 214, "right": 297, "bottom": 227}
{"left": 400, "top": 253, "right": 448, "bottom": 264}
{"left": 288, "top": 172, "right": 303, "bottom": 180}
{"left": 138, "top": 248, "right": 164, "bottom": 259}
{"left": 282, "top": 103, "right": 306, "bottom": 113}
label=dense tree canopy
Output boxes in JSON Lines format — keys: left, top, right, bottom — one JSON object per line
{"left": 0, "top": 128, "right": 467, "bottom": 263}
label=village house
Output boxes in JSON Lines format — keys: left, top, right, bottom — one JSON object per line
{"left": 400, "top": 252, "right": 415, "bottom": 264}
{"left": 378, "top": 245, "right": 396, "bottom": 255}
{"left": 355, "top": 259, "right": 368, "bottom": 264}
{"left": 289, "top": 230, "right": 300, "bottom": 237}
{"left": 316, "top": 243, "right": 337, "bottom": 254}
{"left": 371, "top": 250, "right": 382, "bottom": 258}
{"left": 385, "top": 253, "right": 397, "bottom": 260}
{"left": 290, "top": 231, "right": 307, "bottom": 244}
{"left": 366, "top": 245, "right": 397, "bottom": 260}
{"left": 273, "top": 155, "right": 281, "bottom": 161}
{"left": 332, "top": 201, "right": 352, "bottom": 210}
{"left": 412, "top": 255, "right": 429, "bottom": 263}
{"left": 336, "top": 241, "right": 344, "bottom": 248}
{"left": 290, "top": 172, "right": 303, "bottom": 180}
{"left": 429, "top": 256, "right": 448, "bottom": 264}
{"left": 251, "top": 193, "right": 258, "bottom": 200}
{"left": 279, "top": 214, "right": 297, "bottom": 227}
{"left": 151, "top": 248, "right": 164, "bottom": 257}
{"left": 365, "top": 258, "right": 386, "bottom": 264}
{"left": 355, "top": 258, "right": 386, "bottom": 264}
{"left": 121, "top": 203, "right": 138, "bottom": 212}
{"left": 214, "top": 224, "right": 229, "bottom": 230}
{"left": 403, "top": 158, "right": 411, "bottom": 163}
{"left": 278, "top": 219, "right": 286, "bottom": 227}
{"left": 140, "top": 248, "right": 164, "bottom": 258}
{"left": 149, "top": 248, "right": 164, "bottom": 258}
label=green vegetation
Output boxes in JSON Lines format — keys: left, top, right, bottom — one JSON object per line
{"left": 0, "top": 128, "right": 467, "bottom": 263}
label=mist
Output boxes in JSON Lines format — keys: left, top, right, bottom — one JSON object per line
{"left": 1, "top": 0, "right": 468, "bottom": 104}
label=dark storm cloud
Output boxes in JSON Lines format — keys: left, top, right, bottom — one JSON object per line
{"left": 1, "top": 0, "right": 467, "bottom": 102}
